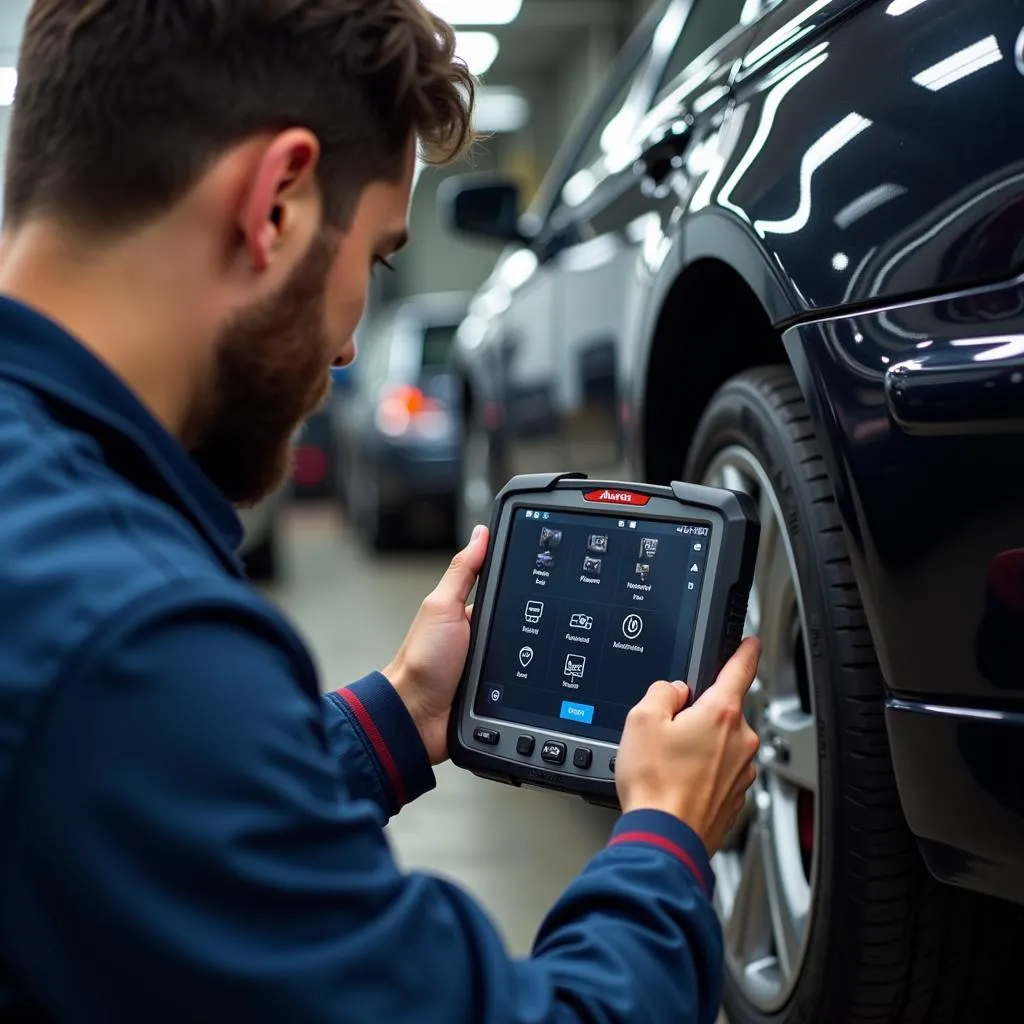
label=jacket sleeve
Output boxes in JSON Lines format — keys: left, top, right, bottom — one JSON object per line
{"left": 0, "top": 591, "right": 724, "bottom": 1024}
{"left": 321, "top": 674, "right": 436, "bottom": 820}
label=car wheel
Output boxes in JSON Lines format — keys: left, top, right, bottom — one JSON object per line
{"left": 685, "top": 367, "right": 1023, "bottom": 1024}
{"left": 242, "top": 523, "right": 279, "bottom": 584}
{"left": 458, "top": 416, "right": 496, "bottom": 546}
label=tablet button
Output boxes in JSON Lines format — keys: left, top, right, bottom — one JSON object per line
{"left": 573, "top": 747, "right": 593, "bottom": 770}
{"left": 541, "top": 741, "right": 567, "bottom": 765}
{"left": 516, "top": 735, "right": 536, "bottom": 757}
{"left": 609, "top": 755, "right": 617, "bottom": 774}
{"left": 474, "top": 728, "right": 500, "bottom": 746}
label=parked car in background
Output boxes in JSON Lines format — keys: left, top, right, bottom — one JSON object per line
{"left": 442, "top": 0, "right": 1024, "bottom": 1021}
{"left": 331, "top": 292, "right": 468, "bottom": 551}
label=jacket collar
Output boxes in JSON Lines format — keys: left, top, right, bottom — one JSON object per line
{"left": 0, "top": 295, "right": 247, "bottom": 576}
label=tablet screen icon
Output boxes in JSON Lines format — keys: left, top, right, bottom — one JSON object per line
{"left": 564, "top": 654, "right": 586, "bottom": 680}
{"left": 525, "top": 601, "right": 544, "bottom": 623}
{"left": 539, "top": 527, "right": 562, "bottom": 551}
{"left": 639, "top": 537, "right": 659, "bottom": 560}
{"left": 622, "top": 614, "right": 644, "bottom": 640}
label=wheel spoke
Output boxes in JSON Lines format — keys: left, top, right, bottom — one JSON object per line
{"left": 720, "top": 787, "right": 757, "bottom": 851}
{"left": 720, "top": 463, "right": 747, "bottom": 495}
{"left": 766, "top": 698, "right": 819, "bottom": 793}
{"left": 762, "top": 814, "right": 808, "bottom": 982}
{"left": 725, "top": 829, "right": 772, "bottom": 962}
{"left": 753, "top": 492, "right": 779, "bottom": 608}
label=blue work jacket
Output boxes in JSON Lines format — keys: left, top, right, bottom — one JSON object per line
{"left": 0, "top": 297, "right": 723, "bottom": 1022}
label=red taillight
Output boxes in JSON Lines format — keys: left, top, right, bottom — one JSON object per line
{"left": 376, "top": 384, "right": 446, "bottom": 438}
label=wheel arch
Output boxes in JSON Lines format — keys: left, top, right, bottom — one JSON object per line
{"left": 640, "top": 253, "right": 791, "bottom": 485}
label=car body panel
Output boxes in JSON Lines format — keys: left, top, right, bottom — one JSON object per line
{"left": 725, "top": 0, "right": 1024, "bottom": 314}
{"left": 781, "top": 277, "right": 1024, "bottom": 710}
{"left": 886, "top": 700, "right": 1024, "bottom": 905}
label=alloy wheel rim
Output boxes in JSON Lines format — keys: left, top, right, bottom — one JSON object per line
{"left": 702, "top": 445, "right": 820, "bottom": 1013}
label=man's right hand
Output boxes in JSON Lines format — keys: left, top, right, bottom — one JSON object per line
{"left": 615, "top": 637, "right": 762, "bottom": 856}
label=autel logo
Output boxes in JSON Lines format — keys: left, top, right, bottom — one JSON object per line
{"left": 583, "top": 489, "right": 651, "bottom": 506}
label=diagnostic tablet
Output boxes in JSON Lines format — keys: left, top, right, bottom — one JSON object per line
{"left": 449, "top": 472, "right": 759, "bottom": 806}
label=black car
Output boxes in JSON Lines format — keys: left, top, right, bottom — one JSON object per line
{"left": 331, "top": 292, "right": 468, "bottom": 550}
{"left": 442, "top": 0, "right": 1024, "bottom": 1020}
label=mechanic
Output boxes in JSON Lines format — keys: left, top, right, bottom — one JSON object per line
{"left": 0, "top": 2, "right": 761, "bottom": 1022}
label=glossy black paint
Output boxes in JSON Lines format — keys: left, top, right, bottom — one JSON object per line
{"left": 729, "top": 0, "right": 1024, "bottom": 313}
{"left": 444, "top": 0, "right": 1024, "bottom": 901}
{"left": 886, "top": 700, "right": 1024, "bottom": 906}
{"left": 782, "top": 277, "right": 1024, "bottom": 711}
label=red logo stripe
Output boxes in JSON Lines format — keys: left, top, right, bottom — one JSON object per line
{"left": 607, "top": 831, "right": 708, "bottom": 895}
{"left": 337, "top": 689, "right": 407, "bottom": 808}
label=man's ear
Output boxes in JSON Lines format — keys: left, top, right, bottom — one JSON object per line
{"left": 241, "top": 128, "right": 321, "bottom": 273}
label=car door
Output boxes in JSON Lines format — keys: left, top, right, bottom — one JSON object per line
{"left": 495, "top": 9, "right": 668, "bottom": 480}
{"left": 552, "top": 0, "right": 764, "bottom": 478}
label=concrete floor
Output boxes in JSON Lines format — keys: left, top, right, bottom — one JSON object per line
{"left": 266, "top": 503, "right": 726, "bottom": 1021}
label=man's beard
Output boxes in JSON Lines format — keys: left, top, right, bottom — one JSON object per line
{"left": 184, "top": 231, "right": 339, "bottom": 507}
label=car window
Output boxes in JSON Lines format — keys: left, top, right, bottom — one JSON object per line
{"left": 557, "top": 49, "right": 654, "bottom": 210}
{"left": 420, "top": 324, "right": 458, "bottom": 372}
{"left": 655, "top": 0, "right": 747, "bottom": 99}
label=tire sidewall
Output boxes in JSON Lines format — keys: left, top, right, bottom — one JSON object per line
{"left": 685, "top": 375, "right": 849, "bottom": 1024}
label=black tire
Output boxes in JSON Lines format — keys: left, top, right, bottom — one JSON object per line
{"left": 685, "top": 367, "right": 1023, "bottom": 1024}
{"left": 242, "top": 523, "right": 279, "bottom": 583}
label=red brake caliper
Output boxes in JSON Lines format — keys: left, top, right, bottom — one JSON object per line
{"left": 798, "top": 789, "right": 815, "bottom": 860}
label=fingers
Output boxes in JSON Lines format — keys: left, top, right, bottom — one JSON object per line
{"left": 432, "top": 526, "right": 489, "bottom": 608}
{"left": 465, "top": 603, "right": 474, "bottom": 622}
{"left": 701, "top": 636, "right": 761, "bottom": 704}
{"left": 633, "top": 680, "right": 690, "bottom": 720}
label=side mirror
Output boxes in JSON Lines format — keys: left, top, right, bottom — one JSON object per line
{"left": 439, "top": 175, "right": 527, "bottom": 244}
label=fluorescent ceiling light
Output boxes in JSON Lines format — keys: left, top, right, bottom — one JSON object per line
{"left": 424, "top": 0, "right": 522, "bottom": 25}
{"left": 474, "top": 87, "right": 529, "bottom": 133}
{"left": 0, "top": 67, "right": 16, "bottom": 106}
{"left": 457, "top": 31, "right": 500, "bottom": 76}
{"left": 912, "top": 36, "right": 1002, "bottom": 91}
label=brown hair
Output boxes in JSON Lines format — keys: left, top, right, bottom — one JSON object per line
{"left": 4, "top": 0, "right": 475, "bottom": 233}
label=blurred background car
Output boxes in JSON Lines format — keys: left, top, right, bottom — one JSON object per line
{"left": 331, "top": 292, "right": 469, "bottom": 551}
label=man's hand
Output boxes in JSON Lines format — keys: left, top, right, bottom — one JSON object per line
{"left": 615, "top": 637, "right": 762, "bottom": 855}
{"left": 383, "top": 526, "right": 489, "bottom": 764}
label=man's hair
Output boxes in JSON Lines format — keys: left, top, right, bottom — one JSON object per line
{"left": 4, "top": 0, "right": 475, "bottom": 232}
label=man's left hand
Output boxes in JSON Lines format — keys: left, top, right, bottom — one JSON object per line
{"left": 383, "top": 525, "right": 489, "bottom": 765}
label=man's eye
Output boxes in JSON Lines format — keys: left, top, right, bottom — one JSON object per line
{"left": 374, "top": 256, "right": 396, "bottom": 273}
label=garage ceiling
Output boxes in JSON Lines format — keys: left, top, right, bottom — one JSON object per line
{"left": 484, "top": 0, "right": 635, "bottom": 79}
{"left": 0, "top": 1, "right": 29, "bottom": 62}
{"left": 0, "top": 1, "right": 641, "bottom": 75}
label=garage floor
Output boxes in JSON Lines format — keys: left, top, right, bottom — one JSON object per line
{"left": 265, "top": 503, "right": 726, "bottom": 1022}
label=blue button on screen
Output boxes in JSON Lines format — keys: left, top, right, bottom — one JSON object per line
{"left": 560, "top": 701, "right": 595, "bottom": 725}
